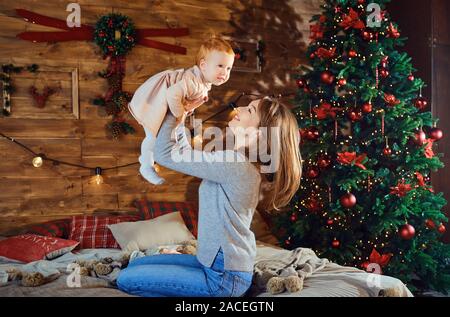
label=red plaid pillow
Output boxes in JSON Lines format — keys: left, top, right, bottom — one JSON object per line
{"left": 134, "top": 199, "right": 198, "bottom": 238}
{"left": 26, "top": 218, "right": 71, "bottom": 239}
{"left": 69, "top": 215, "right": 140, "bottom": 249}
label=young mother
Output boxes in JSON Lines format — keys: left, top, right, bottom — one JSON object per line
{"left": 117, "top": 97, "right": 302, "bottom": 297}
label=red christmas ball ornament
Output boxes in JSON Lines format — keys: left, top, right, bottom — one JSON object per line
{"left": 285, "top": 239, "right": 291, "bottom": 246}
{"left": 331, "top": 239, "right": 340, "bottom": 248}
{"left": 425, "top": 219, "right": 436, "bottom": 229}
{"left": 383, "top": 147, "right": 392, "bottom": 156}
{"left": 337, "top": 78, "right": 347, "bottom": 86}
{"left": 306, "top": 166, "right": 320, "bottom": 179}
{"left": 413, "top": 130, "right": 426, "bottom": 145}
{"left": 340, "top": 193, "right": 356, "bottom": 208}
{"left": 358, "top": 0, "right": 365, "bottom": 4}
{"left": 438, "top": 224, "right": 446, "bottom": 234}
{"left": 290, "top": 213, "right": 298, "bottom": 222}
{"left": 348, "top": 109, "right": 362, "bottom": 121}
{"left": 408, "top": 74, "right": 415, "bottom": 81}
{"left": 362, "top": 102, "right": 373, "bottom": 113}
{"left": 348, "top": 50, "right": 357, "bottom": 58}
{"left": 326, "top": 219, "right": 334, "bottom": 225}
{"left": 429, "top": 127, "right": 443, "bottom": 141}
{"left": 296, "top": 78, "right": 307, "bottom": 88}
{"left": 321, "top": 71, "right": 335, "bottom": 85}
{"left": 399, "top": 224, "right": 415, "bottom": 240}
{"left": 310, "top": 53, "right": 316, "bottom": 59}
{"left": 305, "top": 127, "right": 320, "bottom": 141}
{"left": 414, "top": 97, "right": 428, "bottom": 111}
{"left": 380, "top": 68, "right": 390, "bottom": 78}
{"left": 318, "top": 155, "right": 331, "bottom": 169}
{"left": 362, "top": 30, "right": 374, "bottom": 41}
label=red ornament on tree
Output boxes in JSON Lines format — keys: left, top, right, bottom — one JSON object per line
{"left": 318, "top": 155, "right": 331, "bottom": 169}
{"left": 425, "top": 219, "right": 436, "bottom": 229}
{"left": 296, "top": 78, "right": 307, "bottom": 88}
{"left": 383, "top": 147, "right": 392, "bottom": 156}
{"left": 438, "top": 224, "right": 446, "bottom": 234}
{"left": 340, "top": 193, "right": 356, "bottom": 208}
{"left": 326, "top": 219, "right": 334, "bottom": 225}
{"left": 429, "top": 128, "right": 443, "bottom": 141}
{"left": 362, "top": 102, "right": 372, "bottom": 113}
{"left": 337, "top": 78, "right": 347, "bottom": 86}
{"left": 348, "top": 50, "right": 357, "bottom": 58}
{"left": 332, "top": 239, "right": 340, "bottom": 248}
{"left": 408, "top": 74, "right": 414, "bottom": 81}
{"left": 290, "top": 213, "right": 298, "bottom": 222}
{"left": 307, "top": 198, "right": 322, "bottom": 213}
{"left": 413, "top": 130, "right": 426, "bottom": 145}
{"left": 399, "top": 224, "right": 415, "bottom": 240}
{"left": 320, "top": 71, "right": 334, "bottom": 85}
{"left": 414, "top": 97, "right": 428, "bottom": 111}
{"left": 306, "top": 166, "right": 320, "bottom": 179}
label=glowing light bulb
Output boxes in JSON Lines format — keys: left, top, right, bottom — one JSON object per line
{"left": 90, "top": 167, "right": 104, "bottom": 185}
{"left": 32, "top": 156, "right": 43, "bottom": 168}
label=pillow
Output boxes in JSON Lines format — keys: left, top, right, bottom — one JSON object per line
{"left": 26, "top": 218, "right": 71, "bottom": 239}
{"left": 0, "top": 234, "right": 79, "bottom": 263}
{"left": 134, "top": 199, "right": 198, "bottom": 237}
{"left": 108, "top": 212, "right": 195, "bottom": 252}
{"left": 69, "top": 214, "right": 140, "bottom": 249}
{"left": 250, "top": 210, "right": 280, "bottom": 246}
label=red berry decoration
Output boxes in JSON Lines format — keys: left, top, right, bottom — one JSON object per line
{"left": 306, "top": 166, "right": 320, "bottom": 179}
{"left": 348, "top": 50, "right": 357, "bottom": 58}
{"left": 340, "top": 193, "right": 356, "bottom": 208}
{"left": 399, "top": 224, "right": 415, "bottom": 240}
{"left": 380, "top": 68, "right": 389, "bottom": 78}
{"left": 321, "top": 71, "right": 334, "bottom": 85}
{"left": 429, "top": 128, "right": 443, "bottom": 141}
{"left": 413, "top": 130, "right": 426, "bottom": 145}
{"left": 362, "top": 31, "right": 373, "bottom": 41}
{"left": 414, "top": 97, "right": 428, "bottom": 111}
{"left": 438, "top": 224, "right": 446, "bottom": 234}
{"left": 318, "top": 155, "right": 331, "bottom": 169}
{"left": 290, "top": 213, "right": 298, "bottom": 222}
{"left": 305, "top": 127, "right": 320, "bottom": 141}
{"left": 348, "top": 109, "right": 362, "bottom": 121}
{"left": 383, "top": 147, "right": 392, "bottom": 156}
{"left": 332, "top": 240, "right": 340, "bottom": 248}
{"left": 408, "top": 74, "right": 414, "bottom": 81}
{"left": 337, "top": 78, "right": 347, "bottom": 86}
{"left": 362, "top": 102, "right": 373, "bottom": 113}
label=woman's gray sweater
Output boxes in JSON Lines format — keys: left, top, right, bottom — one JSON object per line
{"left": 154, "top": 113, "right": 261, "bottom": 272}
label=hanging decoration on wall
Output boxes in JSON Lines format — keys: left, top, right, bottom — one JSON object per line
{"left": 29, "top": 86, "right": 56, "bottom": 108}
{"left": 1, "top": 64, "right": 39, "bottom": 116}
{"left": 15, "top": 9, "right": 190, "bottom": 139}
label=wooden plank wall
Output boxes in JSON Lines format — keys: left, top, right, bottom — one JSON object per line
{"left": 0, "top": 0, "right": 321, "bottom": 234}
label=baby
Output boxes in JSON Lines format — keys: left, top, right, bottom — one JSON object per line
{"left": 128, "top": 37, "right": 235, "bottom": 184}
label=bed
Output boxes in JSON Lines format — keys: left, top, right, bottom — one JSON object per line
{"left": 0, "top": 240, "right": 412, "bottom": 297}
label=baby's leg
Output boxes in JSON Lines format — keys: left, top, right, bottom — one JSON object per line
{"left": 139, "top": 128, "right": 165, "bottom": 185}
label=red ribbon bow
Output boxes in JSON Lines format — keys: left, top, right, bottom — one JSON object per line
{"left": 337, "top": 152, "right": 367, "bottom": 170}
{"left": 339, "top": 8, "right": 365, "bottom": 30}
{"left": 314, "top": 102, "right": 342, "bottom": 120}
{"left": 15, "top": 9, "right": 189, "bottom": 54}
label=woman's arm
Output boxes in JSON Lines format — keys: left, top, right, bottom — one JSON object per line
{"left": 154, "top": 113, "right": 256, "bottom": 184}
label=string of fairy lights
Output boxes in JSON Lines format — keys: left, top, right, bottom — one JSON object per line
{"left": 0, "top": 92, "right": 294, "bottom": 184}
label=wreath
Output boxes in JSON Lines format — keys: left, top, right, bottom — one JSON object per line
{"left": 93, "top": 14, "right": 137, "bottom": 56}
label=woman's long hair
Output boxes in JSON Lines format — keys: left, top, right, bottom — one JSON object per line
{"left": 256, "top": 97, "right": 302, "bottom": 212}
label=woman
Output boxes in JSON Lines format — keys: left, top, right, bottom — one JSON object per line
{"left": 117, "top": 97, "right": 302, "bottom": 297}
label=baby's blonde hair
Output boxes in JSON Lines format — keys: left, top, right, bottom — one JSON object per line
{"left": 195, "top": 37, "right": 235, "bottom": 66}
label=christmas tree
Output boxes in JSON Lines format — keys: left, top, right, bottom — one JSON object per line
{"left": 276, "top": 0, "right": 450, "bottom": 293}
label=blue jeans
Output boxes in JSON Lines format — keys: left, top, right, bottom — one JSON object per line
{"left": 117, "top": 249, "right": 253, "bottom": 297}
